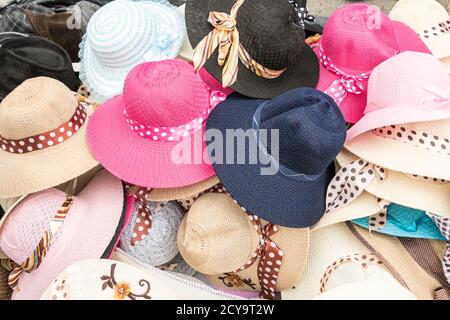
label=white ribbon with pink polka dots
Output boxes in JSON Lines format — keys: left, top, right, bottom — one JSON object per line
{"left": 317, "top": 44, "right": 370, "bottom": 106}
{"left": 123, "top": 90, "right": 226, "bottom": 142}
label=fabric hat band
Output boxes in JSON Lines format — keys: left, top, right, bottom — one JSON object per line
{"left": 8, "top": 194, "right": 73, "bottom": 290}
{"left": 317, "top": 44, "right": 371, "bottom": 106}
{"left": 373, "top": 125, "right": 450, "bottom": 155}
{"left": 252, "top": 101, "right": 326, "bottom": 181}
{"left": 0, "top": 104, "right": 87, "bottom": 154}
{"left": 192, "top": 0, "right": 286, "bottom": 88}
{"left": 419, "top": 20, "right": 450, "bottom": 39}
{"left": 123, "top": 90, "right": 226, "bottom": 142}
{"left": 425, "top": 213, "right": 450, "bottom": 285}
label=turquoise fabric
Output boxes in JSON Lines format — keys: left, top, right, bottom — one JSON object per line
{"left": 352, "top": 203, "right": 445, "bottom": 240}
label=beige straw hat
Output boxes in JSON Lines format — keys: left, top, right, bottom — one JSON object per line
{"left": 345, "top": 119, "right": 450, "bottom": 181}
{"left": 336, "top": 148, "right": 450, "bottom": 216}
{"left": 0, "top": 77, "right": 99, "bottom": 198}
{"left": 177, "top": 192, "right": 310, "bottom": 293}
{"left": 147, "top": 176, "right": 219, "bottom": 202}
{"left": 0, "top": 259, "right": 12, "bottom": 300}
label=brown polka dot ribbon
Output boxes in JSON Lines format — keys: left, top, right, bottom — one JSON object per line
{"left": 0, "top": 104, "right": 87, "bottom": 154}
{"left": 367, "top": 198, "right": 390, "bottom": 234}
{"left": 124, "top": 184, "right": 153, "bottom": 246}
{"left": 373, "top": 125, "right": 449, "bottom": 155}
{"left": 192, "top": 0, "right": 285, "bottom": 88}
{"left": 418, "top": 20, "right": 450, "bottom": 39}
{"left": 426, "top": 213, "right": 450, "bottom": 284}
{"left": 9, "top": 194, "right": 73, "bottom": 290}
{"left": 235, "top": 215, "right": 283, "bottom": 300}
{"left": 325, "top": 159, "right": 386, "bottom": 214}
{"left": 319, "top": 253, "right": 383, "bottom": 293}
{"left": 317, "top": 44, "right": 370, "bottom": 106}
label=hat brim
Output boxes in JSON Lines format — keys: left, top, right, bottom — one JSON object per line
{"left": 148, "top": 176, "right": 220, "bottom": 201}
{"left": 87, "top": 95, "right": 215, "bottom": 188}
{"left": 0, "top": 105, "right": 99, "bottom": 198}
{"left": 345, "top": 120, "right": 450, "bottom": 181}
{"left": 425, "top": 33, "right": 450, "bottom": 60}
{"left": 337, "top": 149, "right": 450, "bottom": 216}
{"left": 10, "top": 170, "right": 127, "bottom": 300}
{"left": 185, "top": 0, "right": 319, "bottom": 99}
{"left": 206, "top": 94, "right": 334, "bottom": 228}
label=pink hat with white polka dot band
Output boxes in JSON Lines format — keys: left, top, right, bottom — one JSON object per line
{"left": 87, "top": 59, "right": 226, "bottom": 188}
{"left": 0, "top": 77, "right": 99, "bottom": 198}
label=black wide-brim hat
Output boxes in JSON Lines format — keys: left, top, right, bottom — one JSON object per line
{"left": 185, "top": 0, "right": 319, "bottom": 99}
{"left": 206, "top": 89, "right": 344, "bottom": 228}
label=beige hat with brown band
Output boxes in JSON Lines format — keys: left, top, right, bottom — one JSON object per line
{"left": 177, "top": 192, "right": 310, "bottom": 295}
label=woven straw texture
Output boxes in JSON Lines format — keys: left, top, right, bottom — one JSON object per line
{"left": 0, "top": 260, "right": 12, "bottom": 300}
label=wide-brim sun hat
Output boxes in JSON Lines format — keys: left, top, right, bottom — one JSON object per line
{"left": 148, "top": 176, "right": 219, "bottom": 201}
{"left": 87, "top": 59, "right": 217, "bottom": 188}
{"left": 206, "top": 88, "right": 346, "bottom": 227}
{"left": 336, "top": 149, "right": 450, "bottom": 216}
{"left": 0, "top": 170, "right": 127, "bottom": 300}
{"left": 0, "top": 77, "right": 98, "bottom": 198}
{"left": 185, "top": 0, "right": 319, "bottom": 99}
{"left": 346, "top": 52, "right": 450, "bottom": 142}
{"left": 178, "top": 192, "right": 310, "bottom": 296}
{"left": 314, "top": 3, "right": 431, "bottom": 123}
{"left": 79, "top": 0, "right": 185, "bottom": 102}
{"left": 389, "top": 0, "right": 450, "bottom": 62}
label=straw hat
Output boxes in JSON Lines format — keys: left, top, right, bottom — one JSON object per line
{"left": 178, "top": 192, "right": 310, "bottom": 296}
{"left": 389, "top": 0, "right": 450, "bottom": 71}
{"left": 314, "top": 3, "right": 430, "bottom": 123}
{"left": 0, "top": 77, "right": 98, "bottom": 198}
{"left": 334, "top": 149, "right": 450, "bottom": 216}
{"left": 346, "top": 52, "right": 450, "bottom": 142}
{"left": 0, "top": 170, "right": 127, "bottom": 300}
{"left": 148, "top": 176, "right": 219, "bottom": 202}
{"left": 0, "top": 260, "right": 12, "bottom": 300}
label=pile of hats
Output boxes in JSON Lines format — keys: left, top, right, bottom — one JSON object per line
{"left": 0, "top": 0, "right": 449, "bottom": 300}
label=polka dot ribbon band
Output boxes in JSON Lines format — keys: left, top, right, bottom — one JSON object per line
{"left": 123, "top": 90, "right": 226, "bottom": 142}
{"left": 317, "top": 44, "right": 370, "bottom": 106}
{"left": 325, "top": 159, "right": 386, "bottom": 214}
{"left": 192, "top": 0, "right": 285, "bottom": 88}
{"left": 124, "top": 184, "right": 153, "bottom": 246}
{"left": 8, "top": 194, "right": 73, "bottom": 290}
{"left": 426, "top": 213, "right": 450, "bottom": 284}
{"left": 319, "top": 253, "right": 383, "bottom": 293}
{"left": 367, "top": 198, "right": 390, "bottom": 234}
{"left": 236, "top": 215, "right": 283, "bottom": 300}
{"left": 373, "top": 125, "right": 449, "bottom": 155}
{"left": 288, "top": 0, "right": 316, "bottom": 30}
{"left": 418, "top": 20, "right": 450, "bottom": 39}
{"left": 0, "top": 104, "right": 87, "bottom": 154}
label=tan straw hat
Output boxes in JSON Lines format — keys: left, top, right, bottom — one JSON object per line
{"left": 335, "top": 149, "right": 450, "bottom": 216}
{"left": 0, "top": 259, "right": 12, "bottom": 300}
{"left": 177, "top": 192, "right": 310, "bottom": 297}
{"left": 0, "top": 77, "right": 98, "bottom": 198}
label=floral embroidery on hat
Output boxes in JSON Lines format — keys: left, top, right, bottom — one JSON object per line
{"left": 218, "top": 273, "right": 257, "bottom": 290}
{"left": 101, "top": 263, "right": 151, "bottom": 300}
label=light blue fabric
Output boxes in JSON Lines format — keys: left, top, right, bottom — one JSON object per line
{"left": 352, "top": 203, "right": 445, "bottom": 240}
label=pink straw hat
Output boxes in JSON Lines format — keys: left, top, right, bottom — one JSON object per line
{"left": 87, "top": 59, "right": 225, "bottom": 188}
{"left": 0, "top": 170, "right": 127, "bottom": 300}
{"left": 314, "top": 3, "right": 431, "bottom": 123}
{"left": 347, "top": 51, "right": 450, "bottom": 141}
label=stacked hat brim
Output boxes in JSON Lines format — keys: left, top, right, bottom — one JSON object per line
{"left": 148, "top": 176, "right": 219, "bottom": 201}
{"left": 205, "top": 93, "right": 335, "bottom": 227}
{"left": 185, "top": 0, "right": 319, "bottom": 99}
{"left": 87, "top": 96, "right": 215, "bottom": 188}
{"left": 337, "top": 149, "right": 450, "bottom": 216}
{"left": 0, "top": 170, "right": 127, "bottom": 300}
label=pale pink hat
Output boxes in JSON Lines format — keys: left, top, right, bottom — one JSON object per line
{"left": 87, "top": 59, "right": 224, "bottom": 188}
{"left": 0, "top": 170, "right": 127, "bottom": 300}
{"left": 314, "top": 3, "right": 431, "bottom": 123}
{"left": 347, "top": 51, "right": 450, "bottom": 141}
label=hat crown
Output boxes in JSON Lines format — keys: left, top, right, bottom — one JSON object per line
{"left": 390, "top": 0, "right": 449, "bottom": 31}
{"left": 235, "top": 0, "right": 306, "bottom": 70}
{"left": 259, "top": 88, "right": 346, "bottom": 175}
{"left": 0, "top": 77, "right": 78, "bottom": 140}
{"left": 366, "top": 51, "right": 450, "bottom": 113}
{"left": 321, "top": 4, "right": 399, "bottom": 74}
{"left": 0, "top": 189, "right": 80, "bottom": 265}
{"left": 86, "top": 0, "right": 182, "bottom": 68}
{"left": 178, "top": 193, "right": 257, "bottom": 274}
{"left": 123, "top": 60, "right": 210, "bottom": 127}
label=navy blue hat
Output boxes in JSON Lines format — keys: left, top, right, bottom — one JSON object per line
{"left": 206, "top": 88, "right": 346, "bottom": 228}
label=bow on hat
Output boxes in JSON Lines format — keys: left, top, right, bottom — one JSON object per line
{"left": 8, "top": 194, "right": 73, "bottom": 290}
{"left": 193, "top": 0, "right": 285, "bottom": 88}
